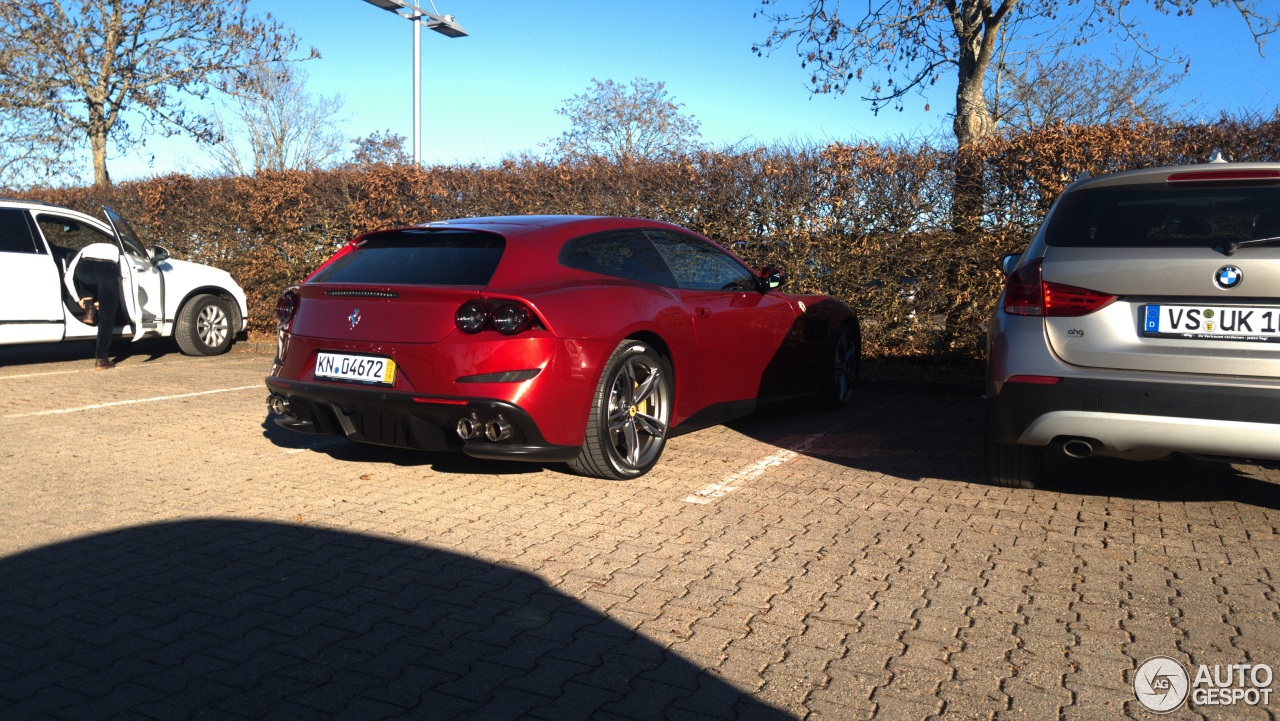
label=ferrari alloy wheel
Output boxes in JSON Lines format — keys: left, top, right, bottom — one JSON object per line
{"left": 821, "top": 322, "right": 860, "bottom": 409}
{"left": 570, "top": 340, "right": 672, "bottom": 479}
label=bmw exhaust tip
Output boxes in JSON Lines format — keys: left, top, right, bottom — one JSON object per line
{"left": 1062, "top": 439, "right": 1095, "bottom": 459}
{"left": 456, "top": 417, "right": 481, "bottom": 440}
{"left": 484, "top": 418, "right": 513, "bottom": 442}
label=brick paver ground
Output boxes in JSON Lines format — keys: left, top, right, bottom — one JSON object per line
{"left": 1, "top": 343, "right": 1277, "bottom": 720}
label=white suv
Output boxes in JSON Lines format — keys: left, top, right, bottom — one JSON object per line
{"left": 0, "top": 198, "right": 248, "bottom": 355}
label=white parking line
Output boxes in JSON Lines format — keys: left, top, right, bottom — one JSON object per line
{"left": 0, "top": 370, "right": 85, "bottom": 380}
{"left": 0, "top": 354, "right": 266, "bottom": 382}
{"left": 684, "top": 431, "right": 825, "bottom": 504}
{"left": 3, "top": 385, "right": 261, "bottom": 419}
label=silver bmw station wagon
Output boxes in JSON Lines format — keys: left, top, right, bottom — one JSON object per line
{"left": 985, "top": 159, "right": 1280, "bottom": 487}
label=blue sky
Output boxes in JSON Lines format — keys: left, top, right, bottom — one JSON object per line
{"left": 108, "top": 0, "right": 1280, "bottom": 182}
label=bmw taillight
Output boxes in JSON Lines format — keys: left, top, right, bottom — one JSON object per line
{"left": 455, "top": 300, "right": 537, "bottom": 335}
{"left": 1043, "top": 281, "right": 1117, "bottom": 316}
{"left": 1167, "top": 169, "right": 1280, "bottom": 184}
{"left": 1003, "top": 258, "right": 1117, "bottom": 317}
{"left": 276, "top": 290, "right": 299, "bottom": 328}
{"left": 1003, "top": 259, "right": 1044, "bottom": 316}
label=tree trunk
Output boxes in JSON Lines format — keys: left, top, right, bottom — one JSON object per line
{"left": 950, "top": 3, "right": 996, "bottom": 235}
{"left": 952, "top": 82, "right": 991, "bottom": 235}
{"left": 941, "top": 1, "right": 999, "bottom": 353}
{"left": 89, "top": 103, "right": 112, "bottom": 187}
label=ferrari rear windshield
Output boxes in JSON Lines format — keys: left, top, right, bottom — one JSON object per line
{"left": 311, "top": 229, "right": 505, "bottom": 286}
{"left": 1045, "top": 185, "right": 1280, "bottom": 248}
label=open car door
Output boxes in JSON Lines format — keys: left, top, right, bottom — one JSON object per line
{"left": 102, "top": 207, "right": 164, "bottom": 341}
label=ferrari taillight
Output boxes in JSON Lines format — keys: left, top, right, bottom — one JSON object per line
{"left": 455, "top": 300, "right": 537, "bottom": 335}
{"left": 276, "top": 290, "right": 299, "bottom": 328}
{"left": 492, "top": 303, "right": 533, "bottom": 335}
{"left": 455, "top": 300, "right": 490, "bottom": 333}
{"left": 1003, "top": 259, "right": 1117, "bottom": 317}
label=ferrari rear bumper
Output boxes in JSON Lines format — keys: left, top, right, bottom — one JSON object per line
{"left": 266, "top": 378, "right": 580, "bottom": 462}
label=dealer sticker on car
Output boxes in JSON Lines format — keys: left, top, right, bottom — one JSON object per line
{"left": 315, "top": 352, "right": 397, "bottom": 384}
{"left": 1143, "top": 305, "right": 1280, "bottom": 342}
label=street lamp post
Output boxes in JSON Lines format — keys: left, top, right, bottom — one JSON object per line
{"left": 361, "top": 0, "right": 468, "bottom": 166}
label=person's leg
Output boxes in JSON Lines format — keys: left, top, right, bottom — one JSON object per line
{"left": 94, "top": 262, "right": 122, "bottom": 363}
{"left": 76, "top": 259, "right": 120, "bottom": 364}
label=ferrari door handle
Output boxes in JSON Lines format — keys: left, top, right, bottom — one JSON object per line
{"left": 695, "top": 307, "right": 712, "bottom": 318}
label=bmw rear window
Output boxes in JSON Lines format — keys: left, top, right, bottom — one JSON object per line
{"left": 1045, "top": 185, "right": 1280, "bottom": 247}
{"left": 311, "top": 229, "right": 504, "bottom": 286}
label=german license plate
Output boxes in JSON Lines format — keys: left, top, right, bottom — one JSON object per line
{"left": 1142, "top": 305, "right": 1280, "bottom": 342}
{"left": 315, "top": 352, "right": 396, "bottom": 385}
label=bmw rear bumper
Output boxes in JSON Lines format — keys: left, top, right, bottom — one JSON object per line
{"left": 987, "top": 376, "right": 1280, "bottom": 461}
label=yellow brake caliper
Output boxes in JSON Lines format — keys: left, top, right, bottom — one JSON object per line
{"left": 636, "top": 379, "right": 648, "bottom": 418}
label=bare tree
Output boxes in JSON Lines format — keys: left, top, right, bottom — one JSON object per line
{"left": 349, "top": 130, "right": 413, "bottom": 167}
{"left": 0, "top": 0, "right": 314, "bottom": 187}
{"left": 549, "top": 78, "right": 702, "bottom": 164}
{"left": 0, "top": 107, "right": 78, "bottom": 189}
{"left": 209, "top": 65, "right": 345, "bottom": 176}
{"left": 989, "top": 48, "right": 1183, "bottom": 132}
{"left": 753, "top": 0, "right": 1279, "bottom": 230}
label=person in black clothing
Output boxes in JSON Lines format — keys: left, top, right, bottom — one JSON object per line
{"left": 65, "top": 243, "right": 124, "bottom": 370}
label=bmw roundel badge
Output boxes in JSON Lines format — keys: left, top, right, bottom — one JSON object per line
{"left": 1214, "top": 265, "right": 1243, "bottom": 290}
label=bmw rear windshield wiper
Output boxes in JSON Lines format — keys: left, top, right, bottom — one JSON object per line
{"left": 1216, "top": 235, "right": 1280, "bottom": 256}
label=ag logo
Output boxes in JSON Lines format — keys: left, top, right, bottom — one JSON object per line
{"left": 1135, "top": 656, "right": 1190, "bottom": 713}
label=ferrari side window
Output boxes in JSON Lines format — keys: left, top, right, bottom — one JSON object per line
{"left": 646, "top": 231, "right": 756, "bottom": 292}
{"left": 559, "top": 230, "right": 677, "bottom": 287}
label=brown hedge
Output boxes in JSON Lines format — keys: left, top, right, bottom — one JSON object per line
{"left": 21, "top": 115, "right": 1280, "bottom": 360}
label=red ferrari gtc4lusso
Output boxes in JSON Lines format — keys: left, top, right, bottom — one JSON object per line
{"left": 266, "top": 216, "right": 859, "bottom": 479}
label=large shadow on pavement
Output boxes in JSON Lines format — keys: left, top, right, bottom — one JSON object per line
{"left": 725, "top": 384, "right": 987, "bottom": 485}
{"left": 0, "top": 338, "right": 179, "bottom": 368}
{"left": 1034, "top": 452, "right": 1280, "bottom": 509}
{"left": 727, "top": 385, "right": 1280, "bottom": 509}
{"left": 0, "top": 520, "right": 791, "bottom": 721}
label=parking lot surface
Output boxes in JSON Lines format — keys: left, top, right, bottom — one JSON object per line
{"left": 1, "top": 342, "right": 1278, "bottom": 720}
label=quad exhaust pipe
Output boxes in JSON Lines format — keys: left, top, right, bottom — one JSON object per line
{"left": 266, "top": 394, "right": 291, "bottom": 416}
{"left": 456, "top": 416, "right": 514, "bottom": 443}
{"left": 456, "top": 417, "right": 481, "bottom": 440}
{"left": 484, "top": 418, "right": 513, "bottom": 442}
